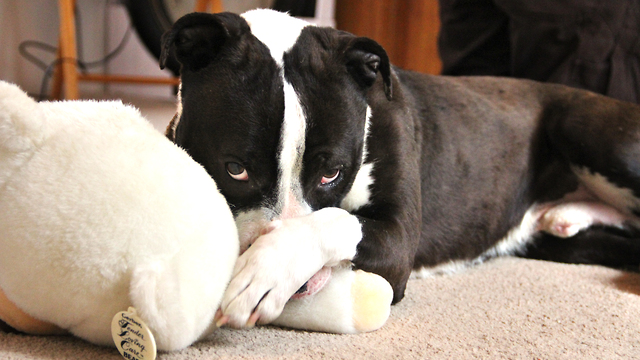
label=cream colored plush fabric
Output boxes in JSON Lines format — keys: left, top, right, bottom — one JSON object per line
{"left": 2, "top": 257, "right": 639, "bottom": 359}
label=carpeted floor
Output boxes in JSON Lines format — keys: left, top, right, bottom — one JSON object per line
{"left": 1, "top": 257, "right": 639, "bottom": 359}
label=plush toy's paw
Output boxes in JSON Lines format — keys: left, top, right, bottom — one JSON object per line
{"left": 271, "top": 267, "right": 393, "bottom": 334}
{"left": 0, "top": 287, "right": 65, "bottom": 335}
{"left": 350, "top": 270, "right": 394, "bottom": 333}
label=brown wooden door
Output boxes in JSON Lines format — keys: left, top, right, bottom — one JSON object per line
{"left": 335, "top": 0, "right": 442, "bottom": 75}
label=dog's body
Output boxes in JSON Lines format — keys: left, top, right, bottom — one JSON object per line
{"left": 161, "top": 10, "right": 640, "bottom": 328}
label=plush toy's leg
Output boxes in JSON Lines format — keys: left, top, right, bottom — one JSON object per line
{"left": 0, "top": 287, "right": 65, "bottom": 335}
{"left": 271, "top": 267, "right": 393, "bottom": 334}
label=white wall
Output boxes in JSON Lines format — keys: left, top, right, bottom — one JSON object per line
{"left": 0, "top": 0, "right": 118, "bottom": 97}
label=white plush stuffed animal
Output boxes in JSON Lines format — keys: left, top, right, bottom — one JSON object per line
{"left": 0, "top": 81, "right": 392, "bottom": 354}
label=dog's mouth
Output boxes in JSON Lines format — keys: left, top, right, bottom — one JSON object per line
{"left": 292, "top": 266, "right": 332, "bottom": 299}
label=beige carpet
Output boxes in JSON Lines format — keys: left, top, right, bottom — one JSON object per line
{"left": 2, "top": 257, "right": 639, "bottom": 359}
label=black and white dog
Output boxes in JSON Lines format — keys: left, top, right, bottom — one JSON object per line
{"left": 160, "top": 9, "right": 640, "bottom": 328}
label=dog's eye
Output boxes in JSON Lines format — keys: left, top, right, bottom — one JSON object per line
{"left": 226, "top": 162, "right": 249, "bottom": 181}
{"left": 320, "top": 169, "right": 340, "bottom": 185}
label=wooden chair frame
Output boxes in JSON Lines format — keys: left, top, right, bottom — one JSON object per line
{"left": 53, "top": 0, "right": 222, "bottom": 99}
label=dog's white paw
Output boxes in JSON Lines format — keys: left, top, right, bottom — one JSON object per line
{"left": 218, "top": 208, "right": 362, "bottom": 328}
{"left": 219, "top": 225, "right": 318, "bottom": 328}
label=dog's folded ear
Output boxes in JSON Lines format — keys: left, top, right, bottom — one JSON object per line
{"left": 160, "top": 12, "right": 249, "bottom": 72}
{"left": 344, "top": 37, "right": 392, "bottom": 101}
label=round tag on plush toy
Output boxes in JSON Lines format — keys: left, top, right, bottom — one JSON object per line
{"left": 111, "top": 307, "right": 157, "bottom": 360}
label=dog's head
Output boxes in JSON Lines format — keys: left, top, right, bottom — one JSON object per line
{"left": 161, "top": 9, "right": 392, "bottom": 248}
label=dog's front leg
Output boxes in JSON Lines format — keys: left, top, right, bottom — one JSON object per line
{"left": 218, "top": 207, "right": 362, "bottom": 328}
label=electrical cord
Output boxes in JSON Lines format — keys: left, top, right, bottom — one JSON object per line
{"left": 17, "top": 0, "right": 132, "bottom": 101}
{"left": 17, "top": 41, "right": 57, "bottom": 72}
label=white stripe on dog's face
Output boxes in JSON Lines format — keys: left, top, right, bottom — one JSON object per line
{"left": 279, "top": 82, "right": 311, "bottom": 218}
{"left": 241, "top": 10, "right": 310, "bottom": 67}
{"left": 341, "top": 107, "right": 374, "bottom": 211}
{"left": 242, "top": 9, "right": 313, "bottom": 219}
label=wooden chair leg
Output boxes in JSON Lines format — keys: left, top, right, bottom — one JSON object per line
{"left": 58, "top": 0, "right": 79, "bottom": 99}
{"left": 50, "top": 45, "right": 64, "bottom": 100}
{"left": 195, "top": 0, "right": 223, "bottom": 13}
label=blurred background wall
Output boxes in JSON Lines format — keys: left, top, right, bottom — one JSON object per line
{"left": 0, "top": 0, "right": 441, "bottom": 100}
